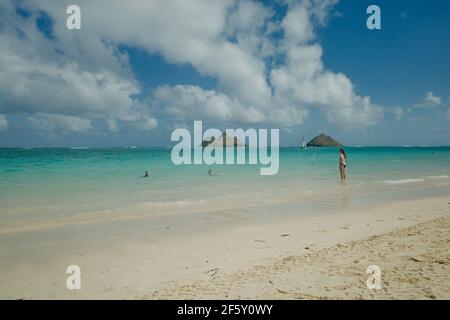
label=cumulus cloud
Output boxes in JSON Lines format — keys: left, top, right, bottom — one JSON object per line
{"left": 271, "top": 45, "right": 354, "bottom": 106}
{"left": 424, "top": 91, "right": 442, "bottom": 106}
{"left": 27, "top": 113, "right": 92, "bottom": 133}
{"left": 36, "top": 0, "right": 272, "bottom": 108}
{"left": 391, "top": 106, "right": 404, "bottom": 121}
{"left": 270, "top": 2, "right": 382, "bottom": 128}
{"left": 153, "top": 0, "right": 381, "bottom": 128}
{"left": 0, "top": 0, "right": 157, "bottom": 133}
{"left": 0, "top": 48, "right": 145, "bottom": 121}
{"left": 415, "top": 91, "right": 442, "bottom": 108}
{"left": 1, "top": 0, "right": 384, "bottom": 137}
{"left": 155, "top": 84, "right": 310, "bottom": 126}
{"left": 155, "top": 85, "right": 266, "bottom": 124}
{"left": 282, "top": 5, "right": 315, "bottom": 45}
{"left": 324, "top": 96, "right": 383, "bottom": 127}
{"left": 225, "top": 0, "right": 276, "bottom": 58}
{"left": 134, "top": 116, "right": 158, "bottom": 131}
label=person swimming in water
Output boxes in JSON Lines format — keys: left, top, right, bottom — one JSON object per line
{"left": 339, "top": 148, "right": 347, "bottom": 181}
{"left": 143, "top": 171, "right": 149, "bottom": 177}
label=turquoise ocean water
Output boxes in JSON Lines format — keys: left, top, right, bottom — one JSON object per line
{"left": 1, "top": 147, "right": 449, "bottom": 230}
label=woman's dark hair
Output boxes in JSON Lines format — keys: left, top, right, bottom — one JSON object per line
{"left": 339, "top": 148, "right": 347, "bottom": 159}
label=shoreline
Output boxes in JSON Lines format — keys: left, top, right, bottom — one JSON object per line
{"left": 1, "top": 182, "right": 449, "bottom": 235}
{"left": 0, "top": 195, "right": 449, "bottom": 299}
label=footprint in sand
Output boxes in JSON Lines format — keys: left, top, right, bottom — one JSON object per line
{"left": 204, "top": 268, "right": 220, "bottom": 277}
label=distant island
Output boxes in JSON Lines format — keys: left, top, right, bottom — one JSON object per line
{"left": 202, "top": 132, "right": 247, "bottom": 147}
{"left": 306, "top": 133, "right": 343, "bottom": 147}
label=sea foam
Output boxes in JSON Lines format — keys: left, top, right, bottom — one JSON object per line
{"left": 383, "top": 178, "right": 424, "bottom": 185}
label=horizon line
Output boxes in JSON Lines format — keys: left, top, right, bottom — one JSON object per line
{"left": 1, "top": 145, "right": 450, "bottom": 149}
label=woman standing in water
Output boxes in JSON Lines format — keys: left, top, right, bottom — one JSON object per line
{"left": 339, "top": 148, "right": 347, "bottom": 180}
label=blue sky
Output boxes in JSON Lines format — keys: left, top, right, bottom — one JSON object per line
{"left": 0, "top": 0, "right": 449, "bottom": 147}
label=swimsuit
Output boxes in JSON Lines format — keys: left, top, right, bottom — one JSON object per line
{"left": 340, "top": 155, "right": 346, "bottom": 168}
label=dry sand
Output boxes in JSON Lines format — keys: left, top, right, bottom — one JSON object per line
{"left": 151, "top": 214, "right": 450, "bottom": 300}
{"left": 1, "top": 196, "right": 449, "bottom": 300}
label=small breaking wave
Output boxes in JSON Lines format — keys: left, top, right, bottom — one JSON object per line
{"left": 426, "top": 175, "right": 449, "bottom": 179}
{"left": 383, "top": 175, "right": 449, "bottom": 185}
{"left": 383, "top": 178, "right": 424, "bottom": 185}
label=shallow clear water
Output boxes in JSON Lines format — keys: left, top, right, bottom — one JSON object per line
{"left": 1, "top": 147, "right": 449, "bottom": 230}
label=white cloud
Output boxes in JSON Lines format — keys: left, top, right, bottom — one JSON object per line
{"left": 282, "top": 5, "right": 315, "bottom": 45}
{"left": 1, "top": 0, "right": 384, "bottom": 135}
{"left": 415, "top": 91, "right": 442, "bottom": 108}
{"left": 324, "top": 96, "right": 383, "bottom": 128}
{"left": 424, "top": 91, "right": 442, "bottom": 106}
{"left": 309, "top": 0, "right": 340, "bottom": 25}
{"left": 0, "top": 114, "right": 8, "bottom": 131}
{"left": 391, "top": 106, "right": 404, "bottom": 121}
{"left": 154, "top": 84, "right": 310, "bottom": 126}
{"left": 37, "top": 0, "right": 272, "bottom": 108}
{"left": 0, "top": 0, "right": 157, "bottom": 133}
{"left": 271, "top": 45, "right": 354, "bottom": 107}
{"left": 0, "top": 45, "right": 158, "bottom": 130}
{"left": 226, "top": 0, "right": 276, "bottom": 58}
{"left": 27, "top": 113, "right": 93, "bottom": 133}
{"left": 268, "top": 1, "right": 383, "bottom": 128}
{"left": 134, "top": 116, "right": 158, "bottom": 131}
{"left": 0, "top": 48, "right": 141, "bottom": 120}
{"left": 155, "top": 85, "right": 266, "bottom": 124}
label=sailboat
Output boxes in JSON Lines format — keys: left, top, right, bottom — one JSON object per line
{"left": 300, "top": 136, "right": 307, "bottom": 149}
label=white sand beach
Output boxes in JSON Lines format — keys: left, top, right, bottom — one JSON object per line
{"left": 2, "top": 0, "right": 450, "bottom": 304}
{"left": 0, "top": 195, "right": 449, "bottom": 300}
